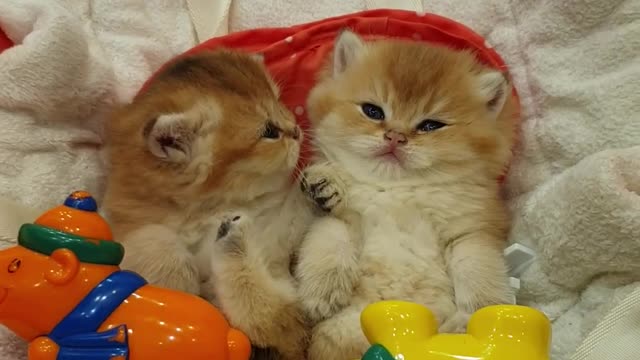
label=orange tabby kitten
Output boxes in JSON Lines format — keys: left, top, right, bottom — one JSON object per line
{"left": 103, "top": 50, "right": 311, "bottom": 360}
{"left": 297, "top": 31, "right": 517, "bottom": 360}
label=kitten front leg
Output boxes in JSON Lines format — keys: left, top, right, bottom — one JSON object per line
{"left": 442, "top": 233, "right": 513, "bottom": 333}
{"left": 300, "top": 162, "right": 348, "bottom": 215}
{"left": 307, "top": 303, "right": 370, "bottom": 360}
{"left": 211, "top": 213, "right": 308, "bottom": 360}
{"left": 296, "top": 216, "right": 361, "bottom": 323}
{"left": 215, "top": 212, "right": 250, "bottom": 255}
{"left": 119, "top": 224, "right": 200, "bottom": 294}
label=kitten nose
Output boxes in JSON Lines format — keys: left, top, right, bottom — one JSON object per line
{"left": 384, "top": 130, "right": 408, "bottom": 146}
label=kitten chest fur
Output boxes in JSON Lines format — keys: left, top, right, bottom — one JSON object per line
{"left": 343, "top": 176, "right": 500, "bottom": 318}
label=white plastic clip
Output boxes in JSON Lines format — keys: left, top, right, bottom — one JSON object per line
{"left": 504, "top": 243, "right": 536, "bottom": 278}
{"left": 507, "top": 277, "right": 521, "bottom": 304}
{"left": 504, "top": 243, "right": 536, "bottom": 304}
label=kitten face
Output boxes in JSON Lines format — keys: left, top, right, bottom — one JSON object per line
{"left": 108, "top": 50, "right": 301, "bottom": 202}
{"left": 307, "top": 31, "right": 516, "bottom": 182}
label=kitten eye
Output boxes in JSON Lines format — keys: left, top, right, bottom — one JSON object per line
{"left": 361, "top": 103, "right": 385, "bottom": 121}
{"left": 416, "top": 119, "right": 446, "bottom": 133}
{"left": 262, "top": 122, "right": 281, "bottom": 139}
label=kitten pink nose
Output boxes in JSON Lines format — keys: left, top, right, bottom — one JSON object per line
{"left": 384, "top": 130, "right": 408, "bottom": 146}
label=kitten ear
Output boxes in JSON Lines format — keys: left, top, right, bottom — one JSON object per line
{"left": 333, "top": 30, "right": 365, "bottom": 76}
{"left": 476, "top": 71, "right": 510, "bottom": 118}
{"left": 144, "top": 113, "right": 195, "bottom": 162}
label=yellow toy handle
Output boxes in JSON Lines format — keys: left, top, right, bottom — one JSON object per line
{"left": 361, "top": 301, "right": 438, "bottom": 354}
{"left": 468, "top": 305, "right": 551, "bottom": 358}
{"left": 359, "top": 301, "right": 551, "bottom": 360}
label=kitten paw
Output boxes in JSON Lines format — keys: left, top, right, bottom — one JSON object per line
{"left": 300, "top": 165, "right": 345, "bottom": 214}
{"left": 301, "top": 296, "right": 345, "bottom": 324}
{"left": 243, "top": 307, "right": 308, "bottom": 360}
{"left": 215, "top": 213, "right": 251, "bottom": 255}
{"left": 298, "top": 271, "right": 355, "bottom": 323}
{"left": 439, "top": 311, "right": 471, "bottom": 333}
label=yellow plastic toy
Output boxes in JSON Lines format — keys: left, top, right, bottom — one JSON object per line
{"left": 359, "top": 301, "right": 551, "bottom": 360}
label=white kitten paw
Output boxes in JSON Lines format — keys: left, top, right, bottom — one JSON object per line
{"left": 298, "top": 272, "right": 355, "bottom": 323}
{"left": 300, "top": 164, "right": 345, "bottom": 215}
{"left": 439, "top": 311, "right": 471, "bottom": 333}
{"left": 215, "top": 212, "right": 251, "bottom": 255}
{"left": 301, "top": 296, "right": 344, "bottom": 324}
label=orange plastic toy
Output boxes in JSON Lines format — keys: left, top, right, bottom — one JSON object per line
{"left": 0, "top": 191, "right": 251, "bottom": 360}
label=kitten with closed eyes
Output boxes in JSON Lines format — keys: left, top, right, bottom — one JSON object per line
{"left": 103, "top": 50, "right": 311, "bottom": 360}
{"left": 296, "top": 31, "right": 517, "bottom": 360}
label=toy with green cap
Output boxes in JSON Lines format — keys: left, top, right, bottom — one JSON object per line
{"left": 19, "top": 190, "right": 124, "bottom": 266}
{"left": 0, "top": 191, "right": 251, "bottom": 360}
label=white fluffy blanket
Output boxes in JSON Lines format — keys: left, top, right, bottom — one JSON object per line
{"left": 0, "top": 0, "right": 195, "bottom": 210}
{"left": 0, "top": 0, "right": 638, "bottom": 359}
{"left": 0, "top": 0, "right": 196, "bottom": 358}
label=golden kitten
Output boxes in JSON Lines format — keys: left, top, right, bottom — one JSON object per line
{"left": 103, "top": 50, "right": 311, "bottom": 360}
{"left": 297, "top": 31, "right": 517, "bottom": 360}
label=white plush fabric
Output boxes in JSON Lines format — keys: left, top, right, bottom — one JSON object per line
{"left": 572, "top": 285, "right": 640, "bottom": 360}
{"left": 502, "top": 0, "right": 640, "bottom": 355}
{"left": 0, "top": 0, "right": 638, "bottom": 359}
{"left": 0, "top": 0, "right": 196, "bottom": 358}
{"left": 0, "top": 0, "right": 195, "bottom": 210}
{"left": 494, "top": 1, "right": 639, "bottom": 358}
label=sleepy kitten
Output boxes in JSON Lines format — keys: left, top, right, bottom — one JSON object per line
{"left": 296, "top": 31, "right": 517, "bottom": 360}
{"left": 103, "top": 50, "right": 311, "bottom": 359}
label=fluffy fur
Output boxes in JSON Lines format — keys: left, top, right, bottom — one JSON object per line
{"left": 297, "top": 31, "right": 517, "bottom": 360}
{"left": 103, "top": 50, "right": 311, "bottom": 359}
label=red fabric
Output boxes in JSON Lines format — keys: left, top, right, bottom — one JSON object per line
{"left": 138, "top": 9, "right": 520, "bottom": 180}
{"left": 0, "top": 27, "right": 13, "bottom": 54}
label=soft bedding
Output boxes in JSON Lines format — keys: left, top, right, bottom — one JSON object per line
{"left": 0, "top": 0, "right": 638, "bottom": 359}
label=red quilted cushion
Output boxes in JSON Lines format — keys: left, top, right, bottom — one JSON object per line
{"left": 0, "top": 27, "right": 13, "bottom": 54}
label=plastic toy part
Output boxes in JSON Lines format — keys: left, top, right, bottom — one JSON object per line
{"left": 504, "top": 243, "right": 536, "bottom": 278}
{"left": 360, "top": 301, "right": 551, "bottom": 360}
{"left": 35, "top": 190, "right": 114, "bottom": 242}
{"left": 0, "top": 191, "right": 251, "bottom": 360}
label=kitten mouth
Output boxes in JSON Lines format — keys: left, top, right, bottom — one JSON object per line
{"left": 376, "top": 149, "right": 404, "bottom": 163}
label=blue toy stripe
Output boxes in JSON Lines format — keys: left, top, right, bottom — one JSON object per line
{"left": 55, "top": 347, "right": 128, "bottom": 360}
{"left": 56, "top": 325, "right": 129, "bottom": 360}
{"left": 50, "top": 271, "right": 146, "bottom": 341}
